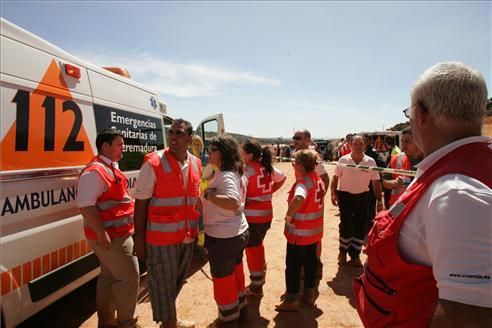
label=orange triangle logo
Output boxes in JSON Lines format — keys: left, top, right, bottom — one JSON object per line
{"left": 1, "top": 60, "right": 95, "bottom": 171}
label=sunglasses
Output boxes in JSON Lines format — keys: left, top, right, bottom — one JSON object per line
{"left": 292, "top": 136, "right": 302, "bottom": 141}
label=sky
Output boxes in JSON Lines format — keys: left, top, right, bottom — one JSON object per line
{"left": 1, "top": 1, "right": 490, "bottom": 139}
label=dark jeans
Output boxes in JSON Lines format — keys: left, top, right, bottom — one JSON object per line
{"left": 246, "top": 222, "right": 271, "bottom": 247}
{"left": 337, "top": 190, "right": 369, "bottom": 259}
{"left": 205, "top": 230, "right": 249, "bottom": 278}
{"left": 285, "top": 242, "right": 317, "bottom": 294}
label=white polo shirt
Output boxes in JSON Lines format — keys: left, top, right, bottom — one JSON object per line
{"left": 334, "top": 154, "right": 380, "bottom": 194}
{"left": 77, "top": 155, "right": 116, "bottom": 208}
{"left": 399, "top": 136, "right": 492, "bottom": 307}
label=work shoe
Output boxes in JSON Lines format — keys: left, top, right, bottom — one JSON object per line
{"left": 338, "top": 251, "right": 347, "bottom": 265}
{"left": 245, "top": 284, "right": 263, "bottom": 297}
{"left": 350, "top": 257, "right": 363, "bottom": 268}
{"left": 302, "top": 288, "right": 316, "bottom": 305}
{"left": 275, "top": 299, "right": 300, "bottom": 312}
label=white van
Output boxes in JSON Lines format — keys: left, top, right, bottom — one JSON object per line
{"left": 0, "top": 18, "right": 224, "bottom": 328}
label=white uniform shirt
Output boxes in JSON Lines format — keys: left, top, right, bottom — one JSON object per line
{"left": 77, "top": 155, "right": 116, "bottom": 208}
{"left": 203, "top": 171, "right": 248, "bottom": 238}
{"left": 399, "top": 136, "right": 492, "bottom": 307}
{"left": 334, "top": 154, "right": 380, "bottom": 194}
{"left": 134, "top": 150, "right": 190, "bottom": 200}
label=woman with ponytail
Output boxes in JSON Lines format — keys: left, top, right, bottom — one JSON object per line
{"left": 241, "top": 140, "right": 286, "bottom": 297}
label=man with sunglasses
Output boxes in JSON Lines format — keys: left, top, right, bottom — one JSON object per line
{"left": 356, "top": 62, "right": 492, "bottom": 327}
{"left": 292, "top": 129, "right": 329, "bottom": 193}
{"left": 77, "top": 128, "right": 140, "bottom": 328}
{"left": 134, "top": 119, "right": 201, "bottom": 328}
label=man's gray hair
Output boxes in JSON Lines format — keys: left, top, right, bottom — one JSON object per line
{"left": 411, "top": 62, "right": 488, "bottom": 129}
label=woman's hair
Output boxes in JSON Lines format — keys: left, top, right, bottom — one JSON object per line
{"left": 190, "top": 135, "right": 204, "bottom": 157}
{"left": 210, "top": 135, "right": 244, "bottom": 175}
{"left": 295, "top": 149, "right": 318, "bottom": 173}
{"left": 242, "top": 139, "right": 273, "bottom": 174}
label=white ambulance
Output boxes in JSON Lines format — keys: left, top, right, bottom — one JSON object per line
{"left": 0, "top": 18, "right": 224, "bottom": 328}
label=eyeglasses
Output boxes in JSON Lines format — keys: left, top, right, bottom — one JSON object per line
{"left": 208, "top": 146, "right": 219, "bottom": 153}
{"left": 403, "top": 107, "right": 411, "bottom": 119}
{"left": 403, "top": 103, "right": 425, "bottom": 119}
{"left": 292, "top": 136, "right": 302, "bottom": 141}
{"left": 168, "top": 129, "right": 187, "bottom": 136}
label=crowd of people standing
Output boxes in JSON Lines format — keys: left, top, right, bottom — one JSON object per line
{"left": 77, "top": 61, "right": 491, "bottom": 328}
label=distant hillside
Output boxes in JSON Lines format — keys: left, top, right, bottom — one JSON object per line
{"left": 227, "top": 132, "right": 287, "bottom": 145}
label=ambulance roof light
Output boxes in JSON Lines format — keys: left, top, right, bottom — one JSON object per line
{"left": 102, "top": 67, "right": 131, "bottom": 79}
{"left": 159, "top": 102, "right": 167, "bottom": 114}
{"left": 64, "top": 63, "right": 81, "bottom": 79}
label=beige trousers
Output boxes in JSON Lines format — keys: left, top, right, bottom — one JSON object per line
{"left": 89, "top": 235, "right": 140, "bottom": 328}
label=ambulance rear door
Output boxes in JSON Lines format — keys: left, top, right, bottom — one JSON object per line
{"left": 195, "top": 114, "right": 225, "bottom": 164}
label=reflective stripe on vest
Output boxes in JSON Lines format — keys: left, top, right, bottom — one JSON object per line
{"left": 97, "top": 196, "right": 132, "bottom": 210}
{"left": 247, "top": 194, "right": 272, "bottom": 202}
{"left": 244, "top": 209, "right": 273, "bottom": 217}
{"left": 148, "top": 220, "right": 198, "bottom": 232}
{"left": 286, "top": 225, "right": 323, "bottom": 237}
{"left": 292, "top": 209, "right": 323, "bottom": 221}
{"left": 84, "top": 215, "right": 133, "bottom": 229}
{"left": 303, "top": 175, "right": 314, "bottom": 189}
{"left": 86, "top": 161, "right": 115, "bottom": 178}
{"left": 150, "top": 196, "right": 198, "bottom": 207}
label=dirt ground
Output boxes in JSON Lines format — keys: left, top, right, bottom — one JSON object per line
{"left": 81, "top": 162, "right": 365, "bottom": 328}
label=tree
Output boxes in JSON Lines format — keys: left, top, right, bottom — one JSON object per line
{"left": 387, "top": 121, "right": 410, "bottom": 131}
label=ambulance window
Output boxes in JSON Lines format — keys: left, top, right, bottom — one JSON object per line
{"left": 93, "top": 104, "right": 164, "bottom": 171}
{"left": 196, "top": 119, "right": 219, "bottom": 153}
{"left": 162, "top": 116, "right": 173, "bottom": 147}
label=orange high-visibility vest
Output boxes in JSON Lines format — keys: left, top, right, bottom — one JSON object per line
{"left": 388, "top": 153, "right": 411, "bottom": 206}
{"left": 145, "top": 149, "right": 202, "bottom": 245}
{"left": 82, "top": 156, "right": 134, "bottom": 240}
{"left": 285, "top": 171, "right": 324, "bottom": 245}
{"left": 244, "top": 161, "right": 274, "bottom": 224}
